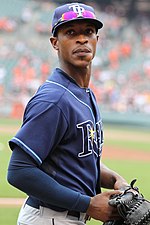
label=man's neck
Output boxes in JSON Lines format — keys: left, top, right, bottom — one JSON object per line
{"left": 60, "top": 64, "right": 91, "bottom": 88}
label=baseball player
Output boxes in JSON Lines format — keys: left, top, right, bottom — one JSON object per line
{"left": 7, "top": 2, "right": 129, "bottom": 225}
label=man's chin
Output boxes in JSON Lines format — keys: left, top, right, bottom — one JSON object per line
{"left": 73, "top": 58, "right": 92, "bottom": 68}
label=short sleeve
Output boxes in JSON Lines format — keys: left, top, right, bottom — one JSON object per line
{"left": 9, "top": 101, "right": 68, "bottom": 165}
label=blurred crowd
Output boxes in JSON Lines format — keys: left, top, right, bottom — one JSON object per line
{"left": 0, "top": 0, "right": 150, "bottom": 118}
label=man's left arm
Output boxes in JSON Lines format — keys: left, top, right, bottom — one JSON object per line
{"left": 100, "top": 162, "right": 129, "bottom": 190}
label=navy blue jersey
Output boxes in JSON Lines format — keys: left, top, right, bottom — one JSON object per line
{"left": 9, "top": 68, "right": 103, "bottom": 198}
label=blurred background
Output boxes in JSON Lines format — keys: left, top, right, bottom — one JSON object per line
{"left": 0, "top": 0, "right": 150, "bottom": 225}
{"left": 0, "top": 0, "right": 150, "bottom": 126}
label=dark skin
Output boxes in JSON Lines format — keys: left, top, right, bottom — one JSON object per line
{"left": 50, "top": 20, "right": 129, "bottom": 222}
{"left": 50, "top": 20, "right": 98, "bottom": 88}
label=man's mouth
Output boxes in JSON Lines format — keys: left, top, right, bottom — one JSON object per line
{"left": 73, "top": 48, "right": 91, "bottom": 54}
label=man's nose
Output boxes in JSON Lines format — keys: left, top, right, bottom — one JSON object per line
{"left": 76, "top": 34, "right": 88, "bottom": 44}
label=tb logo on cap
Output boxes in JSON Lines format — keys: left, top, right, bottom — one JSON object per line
{"left": 69, "top": 4, "right": 84, "bottom": 17}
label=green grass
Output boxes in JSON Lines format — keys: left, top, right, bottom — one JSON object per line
{"left": 0, "top": 207, "right": 20, "bottom": 225}
{"left": 102, "top": 159, "right": 150, "bottom": 199}
{"left": 0, "top": 118, "right": 21, "bottom": 126}
{"left": 0, "top": 133, "right": 25, "bottom": 198}
{"left": 0, "top": 118, "right": 150, "bottom": 225}
{"left": 105, "top": 139, "right": 150, "bottom": 151}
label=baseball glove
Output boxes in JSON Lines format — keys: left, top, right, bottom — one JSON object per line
{"left": 103, "top": 179, "right": 150, "bottom": 225}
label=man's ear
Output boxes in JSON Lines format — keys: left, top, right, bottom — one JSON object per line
{"left": 97, "top": 35, "right": 99, "bottom": 41}
{"left": 50, "top": 36, "right": 59, "bottom": 50}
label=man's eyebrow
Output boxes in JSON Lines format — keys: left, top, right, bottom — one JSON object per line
{"left": 64, "top": 24, "right": 74, "bottom": 28}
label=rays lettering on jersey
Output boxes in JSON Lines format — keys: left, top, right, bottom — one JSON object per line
{"left": 77, "top": 120, "right": 103, "bottom": 157}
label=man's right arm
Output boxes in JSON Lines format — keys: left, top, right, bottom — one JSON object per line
{"left": 7, "top": 146, "right": 90, "bottom": 213}
{"left": 7, "top": 146, "right": 123, "bottom": 222}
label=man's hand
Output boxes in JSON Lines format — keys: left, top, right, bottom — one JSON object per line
{"left": 86, "top": 190, "right": 123, "bottom": 222}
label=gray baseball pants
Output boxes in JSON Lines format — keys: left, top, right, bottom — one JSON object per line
{"left": 17, "top": 203, "right": 90, "bottom": 225}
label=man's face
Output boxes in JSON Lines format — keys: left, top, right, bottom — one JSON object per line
{"left": 51, "top": 20, "right": 99, "bottom": 68}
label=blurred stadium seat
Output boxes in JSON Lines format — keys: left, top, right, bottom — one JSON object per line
{"left": 0, "top": 0, "right": 150, "bottom": 126}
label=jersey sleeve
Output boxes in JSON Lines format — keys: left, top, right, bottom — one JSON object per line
{"left": 9, "top": 100, "right": 68, "bottom": 165}
{"left": 7, "top": 146, "right": 91, "bottom": 212}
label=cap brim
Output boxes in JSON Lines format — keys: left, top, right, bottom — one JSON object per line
{"left": 52, "top": 18, "right": 103, "bottom": 36}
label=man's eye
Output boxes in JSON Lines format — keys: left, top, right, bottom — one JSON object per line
{"left": 66, "top": 30, "right": 75, "bottom": 35}
{"left": 86, "top": 29, "right": 94, "bottom": 35}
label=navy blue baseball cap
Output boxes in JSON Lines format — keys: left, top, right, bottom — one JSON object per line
{"left": 52, "top": 2, "right": 103, "bottom": 36}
